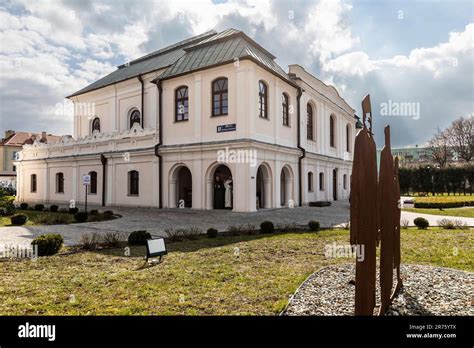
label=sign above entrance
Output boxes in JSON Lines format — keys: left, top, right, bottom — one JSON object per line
{"left": 82, "top": 174, "right": 91, "bottom": 186}
{"left": 217, "top": 124, "right": 236, "bottom": 133}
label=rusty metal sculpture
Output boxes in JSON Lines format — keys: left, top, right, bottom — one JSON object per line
{"left": 350, "top": 94, "right": 378, "bottom": 315}
{"left": 350, "top": 94, "right": 402, "bottom": 316}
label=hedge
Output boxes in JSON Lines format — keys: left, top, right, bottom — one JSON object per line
{"left": 414, "top": 201, "right": 474, "bottom": 209}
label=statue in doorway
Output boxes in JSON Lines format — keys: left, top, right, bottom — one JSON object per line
{"left": 214, "top": 176, "right": 225, "bottom": 209}
{"left": 224, "top": 178, "right": 233, "bottom": 208}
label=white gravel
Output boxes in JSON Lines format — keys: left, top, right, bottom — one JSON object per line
{"left": 282, "top": 263, "right": 473, "bottom": 316}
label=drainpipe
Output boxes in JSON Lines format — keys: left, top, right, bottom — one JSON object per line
{"left": 297, "top": 87, "right": 306, "bottom": 207}
{"left": 138, "top": 75, "right": 144, "bottom": 128}
{"left": 100, "top": 154, "right": 107, "bottom": 206}
{"left": 153, "top": 78, "right": 163, "bottom": 209}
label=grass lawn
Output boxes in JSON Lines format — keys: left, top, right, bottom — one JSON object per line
{"left": 0, "top": 228, "right": 472, "bottom": 315}
{"left": 0, "top": 209, "right": 114, "bottom": 227}
{"left": 403, "top": 207, "right": 474, "bottom": 218}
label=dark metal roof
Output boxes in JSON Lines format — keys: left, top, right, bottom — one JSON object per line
{"left": 68, "top": 28, "right": 293, "bottom": 98}
{"left": 67, "top": 30, "right": 217, "bottom": 98}
{"left": 158, "top": 31, "right": 291, "bottom": 84}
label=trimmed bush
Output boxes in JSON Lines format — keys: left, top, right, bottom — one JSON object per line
{"left": 10, "top": 213, "right": 28, "bottom": 225}
{"left": 309, "top": 201, "right": 332, "bottom": 207}
{"left": 33, "top": 214, "right": 69, "bottom": 225}
{"left": 34, "top": 204, "right": 45, "bottom": 211}
{"left": 207, "top": 228, "right": 218, "bottom": 238}
{"left": 49, "top": 205, "right": 59, "bottom": 213}
{"left": 74, "top": 211, "right": 89, "bottom": 223}
{"left": 90, "top": 209, "right": 99, "bottom": 215}
{"left": 69, "top": 207, "right": 79, "bottom": 214}
{"left": 413, "top": 217, "right": 429, "bottom": 229}
{"left": 32, "top": 233, "right": 63, "bottom": 256}
{"left": 260, "top": 221, "right": 275, "bottom": 234}
{"left": 104, "top": 210, "right": 114, "bottom": 218}
{"left": 20, "top": 203, "right": 29, "bottom": 210}
{"left": 414, "top": 201, "right": 473, "bottom": 209}
{"left": 128, "top": 230, "right": 151, "bottom": 245}
{"left": 308, "top": 220, "right": 320, "bottom": 231}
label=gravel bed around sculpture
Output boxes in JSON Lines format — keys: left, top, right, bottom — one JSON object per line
{"left": 282, "top": 263, "right": 473, "bottom": 316}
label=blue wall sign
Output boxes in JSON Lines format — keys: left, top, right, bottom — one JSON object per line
{"left": 217, "top": 124, "right": 236, "bottom": 133}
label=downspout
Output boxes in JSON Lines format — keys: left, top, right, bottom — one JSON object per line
{"left": 138, "top": 75, "right": 144, "bottom": 128}
{"left": 100, "top": 154, "right": 107, "bottom": 206}
{"left": 153, "top": 78, "right": 163, "bottom": 209}
{"left": 297, "top": 87, "right": 306, "bottom": 207}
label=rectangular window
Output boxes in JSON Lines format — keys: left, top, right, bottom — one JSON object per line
{"left": 31, "top": 174, "right": 37, "bottom": 193}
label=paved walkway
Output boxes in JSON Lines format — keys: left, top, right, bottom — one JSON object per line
{"left": 0, "top": 201, "right": 351, "bottom": 246}
{"left": 1, "top": 200, "right": 472, "bottom": 247}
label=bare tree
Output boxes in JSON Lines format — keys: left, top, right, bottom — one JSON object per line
{"left": 447, "top": 116, "right": 473, "bottom": 163}
{"left": 429, "top": 127, "right": 451, "bottom": 167}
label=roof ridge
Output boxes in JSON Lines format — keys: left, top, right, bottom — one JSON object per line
{"left": 118, "top": 30, "right": 218, "bottom": 68}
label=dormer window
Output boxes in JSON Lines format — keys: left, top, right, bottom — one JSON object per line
{"left": 130, "top": 110, "right": 141, "bottom": 128}
{"left": 91, "top": 117, "right": 100, "bottom": 133}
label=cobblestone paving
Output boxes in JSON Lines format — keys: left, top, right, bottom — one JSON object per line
{"left": 1, "top": 200, "right": 351, "bottom": 246}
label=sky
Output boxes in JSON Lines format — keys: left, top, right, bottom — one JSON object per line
{"left": 0, "top": 0, "right": 473, "bottom": 147}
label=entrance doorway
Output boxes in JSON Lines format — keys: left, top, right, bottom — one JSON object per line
{"left": 333, "top": 168, "right": 338, "bottom": 201}
{"left": 213, "top": 165, "right": 232, "bottom": 209}
{"left": 256, "top": 164, "right": 271, "bottom": 209}
{"left": 177, "top": 167, "right": 192, "bottom": 208}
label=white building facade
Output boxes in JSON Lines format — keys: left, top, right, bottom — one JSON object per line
{"left": 16, "top": 29, "right": 357, "bottom": 212}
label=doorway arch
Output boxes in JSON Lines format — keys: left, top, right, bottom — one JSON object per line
{"left": 207, "top": 164, "right": 233, "bottom": 209}
{"left": 169, "top": 164, "right": 192, "bottom": 208}
{"left": 256, "top": 163, "right": 272, "bottom": 209}
{"left": 280, "top": 165, "right": 294, "bottom": 207}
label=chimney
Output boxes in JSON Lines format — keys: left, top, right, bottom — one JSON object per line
{"left": 41, "top": 131, "right": 47, "bottom": 143}
{"left": 4, "top": 130, "right": 14, "bottom": 139}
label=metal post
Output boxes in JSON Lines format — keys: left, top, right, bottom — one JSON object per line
{"left": 85, "top": 185, "right": 88, "bottom": 213}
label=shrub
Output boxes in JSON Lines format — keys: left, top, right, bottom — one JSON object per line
{"left": 20, "top": 203, "right": 29, "bottom": 210}
{"left": 49, "top": 205, "right": 59, "bottom": 212}
{"left": 74, "top": 211, "right": 89, "bottom": 223}
{"left": 101, "top": 231, "right": 123, "bottom": 248}
{"left": 401, "top": 218, "right": 410, "bottom": 229}
{"left": 32, "top": 233, "right": 63, "bottom": 256}
{"left": 414, "top": 201, "right": 473, "bottom": 209}
{"left": 260, "top": 221, "right": 275, "bottom": 234}
{"left": 182, "top": 227, "right": 202, "bottom": 240}
{"left": 104, "top": 210, "right": 114, "bottom": 218}
{"left": 128, "top": 230, "right": 151, "bottom": 245}
{"left": 207, "top": 228, "right": 218, "bottom": 238}
{"left": 413, "top": 217, "right": 429, "bottom": 229}
{"left": 69, "top": 207, "right": 79, "bottom": 214}
{"left": 437, "top": 218, "right": 468, "bottom": 230}
{"left": 165, "top": 228, "right": 182, "bottom": 242}
{"left": 77, "top": 232, "right": 101, "bottom": 250}
{"left": 33, "top": 214, "right": 69, "bottom": 225}
{"left": 90, "top": 209, "right": 99, "bottom": 215}
{"left": 309, "top": 201, "right": 332, "bottom": 207}
{"left": 308, "top": 220, "right": 320, "bottom": 231}
{"left": 227, "top": 225, "right": 242, "bottom": 236}
{"left": 0, "top": 198, "right": 15, "bottom": 216}
{"left": 10, "top": 213, "right": 28, "bottom": 225}
{"left": 34, "top": 204, "right": 45, "bottom": 211}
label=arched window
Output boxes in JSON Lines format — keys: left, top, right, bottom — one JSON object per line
{"left": 343, "top": 174, "right": 347, "bottom": 189}
{"left": 330, "top": 115, "right": 336, "bottom": 147}
{"left": 308, "top": 172, "right": 314, "bottom": 192}
{"left": 31, "top": 174, "right": 37, "bottom": 193}
{"left": 91, "top": 117, "right": 100, "bottom": 133}
{"left": 128, "top": 170, "right": 139, "bottom": 196}
{"left": 212, "top": 77, "right": 228, "bottom": 116}
{"left": 319, "top": 172, "right": 324, "bottom": 191}
{"left": 258, "top": 80, "right": 268, "bottom": 119}
{"left": 129, "top": 110, "right": 141, "bottom": 129}
{"left": 56, "top": 172, "right": 64, "bottom": 193}
{"left": 282, "top": 93, "right": 289, "bottom": 126}
{"left": 346, "top": 123, "right": 351, "bottom": 152}
{"left": 307, "top": 103, "right": 314, "bottom": 140}
{"left": 175, "top": 86, "right": 189, "bottom": 121}
{"left": 89, "top": 171, "right": 97, "bottom": 194}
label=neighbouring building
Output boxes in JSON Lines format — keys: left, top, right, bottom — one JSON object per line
{"left": 15, "top": 28, "right": 357, "bottom": 212}
{"left": 1, "top": 130, "right": 61, "bottom": 190}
